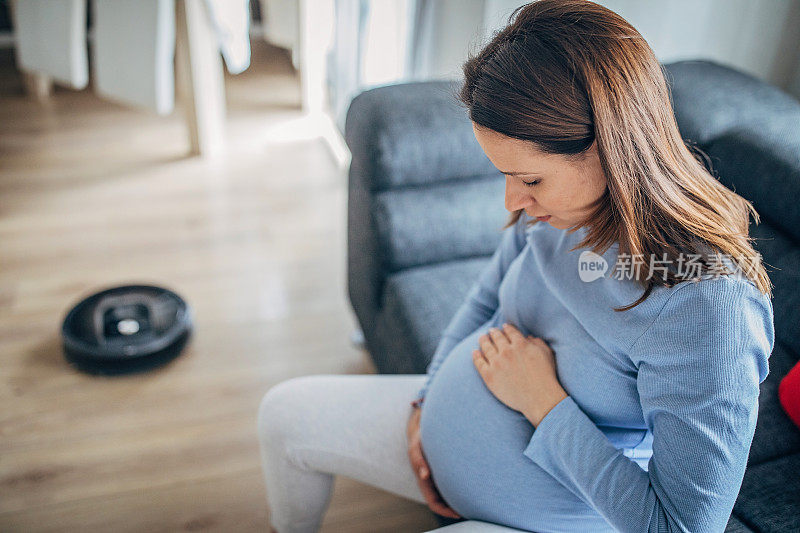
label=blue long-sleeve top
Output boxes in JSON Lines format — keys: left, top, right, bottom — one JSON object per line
{"left": 416, "top": 212, "right": 774, "bottom": 533}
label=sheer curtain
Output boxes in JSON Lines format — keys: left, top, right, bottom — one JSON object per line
{"left": 327, "top": 0, "right": 416, "bottom": 133}
{"left": 327, "top": 0, "right": 491, "bottom": 134}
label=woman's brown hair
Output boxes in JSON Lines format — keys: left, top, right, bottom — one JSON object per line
{"left": 457, "top": 0, "right": 773, "bottom": 311}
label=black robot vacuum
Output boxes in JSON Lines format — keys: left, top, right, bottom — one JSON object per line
{"left": 61, "top": 284, "right": 193, "bottom": 375}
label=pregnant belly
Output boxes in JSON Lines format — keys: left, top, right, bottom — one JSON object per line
{"left": 418, "top": 326, "right": 613, "bottom": 532}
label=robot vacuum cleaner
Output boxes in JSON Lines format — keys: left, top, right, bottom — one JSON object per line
{"left": 61, "top": 284, "right": 193, "bottom": 375}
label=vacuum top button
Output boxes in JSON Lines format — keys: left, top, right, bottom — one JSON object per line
{"left": 117, "top": 318, "right": 140, "bottom": 335}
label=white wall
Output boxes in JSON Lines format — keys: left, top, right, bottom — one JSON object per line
{"left": 596, "top": 0, "right": 800, "bottom": 99}
{"left": 420, "top": 0, "right": 486, "bottom": 80}
{"left": 430, "top": 0, "right": 800, "bottom": 101}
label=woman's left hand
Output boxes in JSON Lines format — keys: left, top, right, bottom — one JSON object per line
{"left": 473, "top": 322, "right": 568, "bottom": 428}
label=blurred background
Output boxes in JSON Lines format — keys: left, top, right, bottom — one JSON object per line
{"left": 1, "top": 1, "right": 799, "bottom": 532}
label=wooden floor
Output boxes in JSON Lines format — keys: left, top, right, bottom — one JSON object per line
{"left": 0, "top": 41, "right": 439, "bottom": 533}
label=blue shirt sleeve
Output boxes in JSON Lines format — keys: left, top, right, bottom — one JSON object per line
{"left": 521, "top": 276, "right": 774, "bottom": 532}
{"left": 415, "top": 213, "right": 532, "bottom": 402}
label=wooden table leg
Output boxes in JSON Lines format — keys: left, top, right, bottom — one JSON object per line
{"left": 9, "top": 0, "right": 54, "bottom": 102}
{"left": 175, "top": 0, "right": 226, "bottom": 157}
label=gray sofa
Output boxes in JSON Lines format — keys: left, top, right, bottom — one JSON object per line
{"left": 344, "top": 60, "right": 800, "bottom": 532}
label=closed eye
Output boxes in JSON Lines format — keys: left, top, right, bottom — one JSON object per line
{"left": 522, "top": 179, "right": 541, "bottom": 187}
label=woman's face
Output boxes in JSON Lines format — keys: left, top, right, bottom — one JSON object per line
{"left": 472, "top": 123, "right": 607, "bottom": 230}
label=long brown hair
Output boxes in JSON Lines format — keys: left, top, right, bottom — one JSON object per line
{"left": 458, "top": 0, "right": 772, "bottom": 311}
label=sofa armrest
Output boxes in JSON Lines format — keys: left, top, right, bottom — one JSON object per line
{"left": 344, "top": 79, "right": 497, "bottom": 192}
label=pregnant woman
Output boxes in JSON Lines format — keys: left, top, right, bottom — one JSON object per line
{"left": 257, "top": 1, "right": 775, "bottom": 532}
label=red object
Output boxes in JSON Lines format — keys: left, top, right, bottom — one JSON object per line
{"left": 778, "top": 360, "right": 800, "bottom": 429}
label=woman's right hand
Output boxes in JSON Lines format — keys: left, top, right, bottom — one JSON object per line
{"left": 406, "top": 405, "right": 462, "bottom": 519}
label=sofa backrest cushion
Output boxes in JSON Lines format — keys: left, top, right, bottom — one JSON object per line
{"left": 374, "top": 175, "right": 507, "bottom": 272}
{"left": 345, "top": 80, "right": 497, "bottom": 191}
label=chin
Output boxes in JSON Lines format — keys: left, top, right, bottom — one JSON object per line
{"left": 541, "top": 217, "right": 562, "bottom": 228}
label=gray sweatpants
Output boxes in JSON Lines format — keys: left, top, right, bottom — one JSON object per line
{"left": 256, "top": 374, "right": 528, "bottom": 533}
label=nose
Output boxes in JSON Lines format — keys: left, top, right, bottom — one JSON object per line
{"left": 504, "top": 178, "right": 536, "bottom": 212}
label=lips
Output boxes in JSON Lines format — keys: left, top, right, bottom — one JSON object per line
{"left": 536, "top": 215, "right": 551, "bottom": 221}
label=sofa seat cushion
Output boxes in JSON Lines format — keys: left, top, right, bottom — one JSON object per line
{"left": 748, "top": 342, "right": 800, "bottom": 466}
{"left": 733, "top": 452, "right": 800, "bottom": 532}
{"left": 372, "top": 256, "right": 489, "bottom": 374}
{"left": 725, "top": 514, "right": 755, "bottom": 532}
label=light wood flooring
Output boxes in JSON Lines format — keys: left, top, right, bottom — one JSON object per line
{"left": 0, "top": 40, "right": 440, "bottom": 533}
